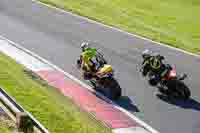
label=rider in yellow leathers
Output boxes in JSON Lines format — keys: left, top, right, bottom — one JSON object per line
{"left": 80, "top": 42, "right": 98, "bottom": 79}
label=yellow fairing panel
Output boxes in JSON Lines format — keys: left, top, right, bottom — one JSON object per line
{"left": 97, "top": 65, "right": 113, "bottom": 77}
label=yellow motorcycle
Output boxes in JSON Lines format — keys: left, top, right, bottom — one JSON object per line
{"left": 77, "top": 57, "right": 121, "bottom": 100}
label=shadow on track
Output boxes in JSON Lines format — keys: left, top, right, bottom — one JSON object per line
{"left": 156, "top": 94, "right": 200, "bottom": 111}
{"left": 116, "top": 96, "right": 140, "bottom": 112}
{"left": 92, "top": 88, "right": 140, "bottom": 113}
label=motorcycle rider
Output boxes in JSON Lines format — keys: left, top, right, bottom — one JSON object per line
{"left": 141, "top": 49, "right": 168, "bottom": 80}
{"left": 80, "top": 42, "right": 99, "bottom": 79}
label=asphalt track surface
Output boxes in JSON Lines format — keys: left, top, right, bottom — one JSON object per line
{"left": 0, "top": 0, "right": 200, "bottom": 133}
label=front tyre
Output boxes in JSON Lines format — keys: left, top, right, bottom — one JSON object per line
{"left": 167, "top": 80, "right": 191, "bottom": 100}
{"left": 177, "top": 81, "right": 191, "bottom": 100}
{"left": 107, "top": 78, "right": 121, "bottom": 100}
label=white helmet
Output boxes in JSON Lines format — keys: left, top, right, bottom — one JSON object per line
{"left": 142, "top": 49, "right": 151, "bottom": 58}
{"left": 81, "top": 42, "right": 89, "bottom": 51}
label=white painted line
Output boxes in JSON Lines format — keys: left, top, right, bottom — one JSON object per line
{"left": 33, "top": 0, "right": 200, "bottom": 58}
{"left": 113, "top": 127, "right": 150, "bottom": 133}
{"left": 0, "top": 40, "right": 53, "bottom": 71}
{"left": 0, "top": 35, "right": 160, "bottom": 133}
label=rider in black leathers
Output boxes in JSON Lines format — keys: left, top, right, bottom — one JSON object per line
{"left": 141, "top": 49, "right": 169, "bottom": 81}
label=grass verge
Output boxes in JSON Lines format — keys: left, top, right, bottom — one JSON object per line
{"left": 40, "top": 0, "right": 200, "bottom": 54}
{"left": 0, "top": 126, "right": 11, "bottom": 133}
{"left": 0, "top": 52, "right": 111, "bottom": 133}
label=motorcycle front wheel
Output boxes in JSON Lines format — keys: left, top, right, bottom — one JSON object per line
{"left": 167, "top": 80, "right": 191, "bottom": 100}
{"left": 105, "top": 78, "right": 121, "bottom": 100}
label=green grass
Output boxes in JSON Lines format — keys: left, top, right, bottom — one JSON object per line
{"left": 40, "top": 0, "right": 200, "bottom": 54}
{"left": 0, "top": 126, "right": 11, "bottom": 133}
{"left": 0, "top": 53, "right": 111, "bottom": 133}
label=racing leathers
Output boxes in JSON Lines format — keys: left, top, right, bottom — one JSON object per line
{"left": 142, "top": 54, "right": 168, "bottom": 80}
{"left": 81, "top": 47, "right": 98, "bottom": 79}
